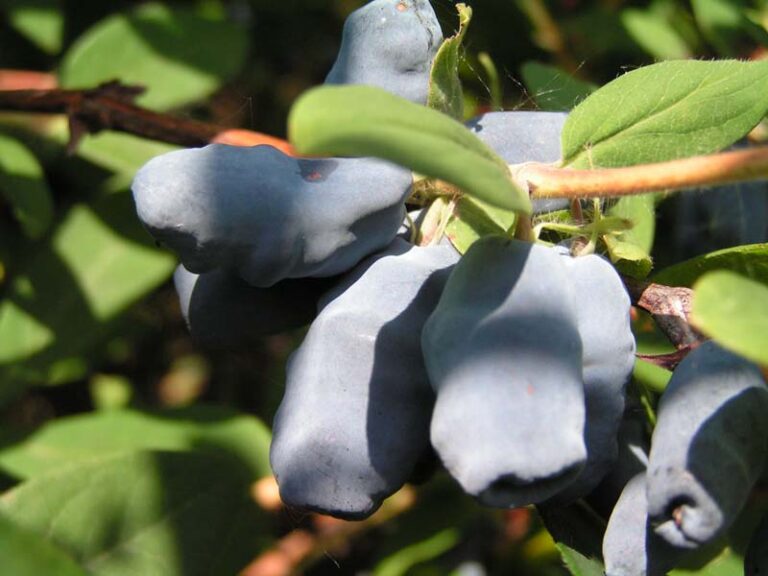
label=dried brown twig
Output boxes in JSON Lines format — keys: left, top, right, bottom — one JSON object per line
{"left": 0, "top": 75, "right": 295, "bottom": 155}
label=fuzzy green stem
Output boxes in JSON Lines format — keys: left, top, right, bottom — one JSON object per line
{"left": 514, "top": 146, "right": 768, "bottom": 199}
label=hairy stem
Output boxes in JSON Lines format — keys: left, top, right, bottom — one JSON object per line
{"left": 515, "top": 146, "right": 768, "bottom": 199}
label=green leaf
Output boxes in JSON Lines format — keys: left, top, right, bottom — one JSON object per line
{"left": 427, "top": 3, "right": 472, "bottom": 119}
{"left": 538, "top": 501, "right": 605, "bottom": 563}
{"left": 289, "top": 85, "right": 530, "bottom": 213}
{"left": 670, "top": 546, "right": 744, "bottom": 576}
{"left": 634, "top": 357, "right": 672, "bottom": 393}
{"left": 0, "top": 451, "right": 270, "bottom": 576}
{"left": 556, "top": 543, "right": 605, "bottom": 576}
{"left": 3, "top": 0, "right": 63, "bottom": 54}
{"left": 0, "top": 513, "right": 87, "bottom": 576}
{"left": 374, "top": 528, "right": 459, "bottom": 576}
{"left": 606, "top": 193, "right": 657, "bottom": 254}
{"left": 562, "top": 60, "right": 768, "bottom": 168}
{"left": 445, "top": 196, "right": 516, "bottom": 254}
{"left": 520, "top": 62, "right": 597, "bottom": 112}
{"left": 691, "top": 270, "right": 768, "bottom": 366}
{"left": 0, "top": 133, "right": 54, "bottom": 239}
{"left": 78, "top": 132, "right": 180, "bottom": 176}
{"left": 0, "top": 196, "right": 175, "bottom": 386}
{"left": 59, "top": 3, "right": 248, "bottom": 111}
{"left": 604, "top": 235, "right": 653, "bottom": 278}
{"left": 692, "top": 0, "right": 749, "bottom": 56}
{"left": 0, "top": 405, "right": 272, "bottom": 481}
{"left": 621, "top": 8, "right": 692, "bottom": 60}
{"left": 652, "top": 243, "right": 768, "bottom": 287}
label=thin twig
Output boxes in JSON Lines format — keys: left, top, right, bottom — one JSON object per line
{"left": 0, "top": 80, "right": 296, "bottom": 155}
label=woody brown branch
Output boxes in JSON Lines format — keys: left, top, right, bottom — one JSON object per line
{"left": 0, "top": 79, "right": 295, "bottom": 154}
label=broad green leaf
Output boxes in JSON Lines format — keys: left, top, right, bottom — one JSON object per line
{"left": 556, "top": 543, "right": 605, "bottom": 576}
{"left": 520, "top": 62, "right": 597, "bottom": 111}
{"left": 562, "top": 60, "right": 768, "bottom": 169}
{"left": 289, "top": 85, "right": 530, "bottom": 213}
{"left": 0, "top": 513, "right": 87, "bottom": 576}
{"left": 0, "top": 451, "right": 270, "bottom": 576}
{"left": 604, "top": 235, "right": 653, "bottom": 278}
{"left": 621, "top": 8, "right": 692, "bottom": 60}
{"left": 59, "top": 3, "right": 248, "bottom": 111}
{"left": 0, "top": 133, "right": 54, "bottom": 239}
{"left": 691, "top": 271, "right": 768, "bottom": 366}
{"left": 427, "top": 3, "right": 472, "bottom": 119}
{"left": 0, "top": 405, "right": 272, "bottom": 480}
{"left": 653, "top": 243, "right": 768, "bottom": 287}
{"left": 445, "top": 196, "right": 516, "bottom": 254}
{"left": 0, "top": 196, "right": 175, "bottom": 386}
{"left": 606, "top": 193, "right": 657, "bottom": 254}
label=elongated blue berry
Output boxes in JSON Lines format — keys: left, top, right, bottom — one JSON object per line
{"left": 422, "top": 236, "right": 587, "bottom": 507}
{"left": 133, "top": 146, "right": 412, "bottom": 287}
{"left": 270, "top": 238, "right": 459, "bottom": 519}
{"left": 647, "top": 341, "right": 768, "bottom": 549}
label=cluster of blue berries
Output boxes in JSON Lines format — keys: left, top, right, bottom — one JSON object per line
{"left": 131, "top": 2, "right": 768, "bottom": 574}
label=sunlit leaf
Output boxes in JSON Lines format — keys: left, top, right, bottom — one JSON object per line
{"left": 562, "top": 60, "right": 768, "bottom": 168}
{"left": 556, "top": 543, "right": 605, "bottom": 576}
{"left": 653, "top": 243, "right": 768, "bottom": 287}
{"left": 691, "top": 271, "right": 768, "bottom": 366}
{"left": 691, "top": 0, "right": 755, "bottom": 56}
{"left": 0, "top": 405, "right": 272, "bottom": 480}
{"left": 606, "top": 193, "right": 657, "bottom": 260}
{"left": 1, "top": 451, "right": 270, "bottom": 576}
{"left": 59, "top": 3, "right": 248, "bottom": 110}
{"left": 427, "top": 3, "right": 472, "bottom": 119}
{"left": 604, "top": 235, "right": 653, "bottom": 278}
{"left": 0, "top": 513, "right": 87, "bottom": 576}
{"left": 445, "top": 196, "right": 516, "bottom": 254}
{"left": 289, "top": 85, "right": 530, "bottom": 212}
{"left": 0, "top": 197, "right": 175, "bottom": 386}
{"left": 621, "top": 8, "right": 691, "bottom": 60}
{"left": 0, "top": 133, "right": 54, "bottom": 239}
{"left": 4, "top": 0, "right": 63, "bottom": 54}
